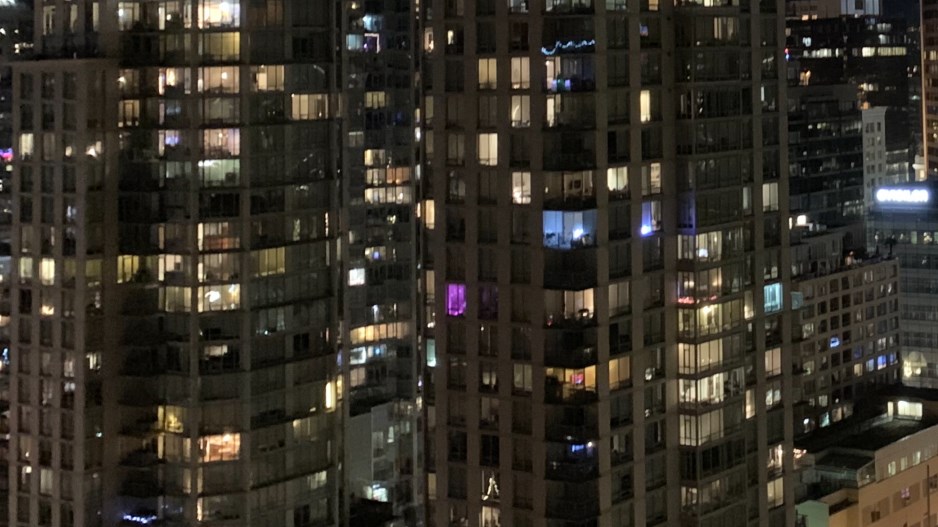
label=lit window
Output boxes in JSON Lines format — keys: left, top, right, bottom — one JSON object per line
{"left": 511, "top": 172, "right": 531, "bottom": 204}
{"left": 640, "top": 90, "right": 653, "bottom": 122}
{"left": 419, "top": 199, "right": 435, "bottom": 229}
{"left": 511, "top": 57, "right": 530, "bottom": 89}
{"left": 640, "top": 200, "right": 661, "bottom": 235}
{"left": 18, "top": 133, "right": 34, "bottom": 160}
{"left": 199, "top": 433, "right": 240, "bottom": 462}
{"left": 118, "top": 100, "right": 140, "bottom": 127}
{"left": 426, "top": 338, "right": 437, "bottom": 367}
{"left": 162, "top": 286, "right": 191, "bottom": 312}
{"left": 607, "top": 166, "right": 628, "bottom": 196}
{"left": 446, "top": 283, "right": 467, "bottom": 317}
{"left": 543, "top": 210, "right": 597, "bottom": 248}
{"left": 202, "top": 129, "right": 240, "bottom": 157}
{"left": 478, "top": 58, "right": 497, "bottom": 89}
{"left": 767, "top": 477, "right": 783, "bottom": 507}
{"left": 545, "top": 288, "right": 595, "bottom": 322}
{"left": 199, "top": 0, "right": 240, "bottom": 28}
{"left": 762, "top": 182, "right": 779, "bottom": 211}
{"left": 199, "top": 159, "right": 240, "bottom": 187}
{"left": 642, "top": 163, "right": 661, "bottom": 195}
{"left": 609, "top": 356, "right": 630, "bottom": 390}
{"left": 765, "top": 347, "right": 781, "bottom": 376}
{"left": 364, "top": 186, "right": 412, "bottom": 204}
{"left": 546, "top": 366, "right": 596, "bottom": 391}
{"left": 764, "top": 283, "right": 782, "bottom": 313}
{"left": 511, "top": 95, "right": 530, "bottom": 127}
{"left": 364, "top": 149, "right": 386, "bottom": 167}
{"left": 896, "top": 400, "right": 923, "bottom": 419}
{"left": 251, "top": 247, "right": 285, "bottom": 277}
{"left": 198, "top": 284, "right": 240, "bottom": 312}
{"left": 423, "top": 27, "right": 435, "bottom": 52}
{"left": 200, "top": 66, "right": 239, "bottom": 94}
{"left": 252, "top": 65, "right": 284, "bottom": 92}
{"left": 325, "top": 381, "right": 336, "bottom": 411}
{"left": 202, "top": 32, "right": 240, "bottom": 61}
{"left": 477, "top": 133, "right": 498, "bottom": 166}
{"left": 349, "top": 268, "right": 366, "bottom": 286}
{"left": 347, "top": 34, "right": 363, "bottom": 51}
{"left": 291, "top": 94, "right": 331, "bottom": 120}
{"left": 39, "top": 258, "right": 55, "bottom": 286}
{"left": 365, "top": 91, "right": 387, "bottom": 109}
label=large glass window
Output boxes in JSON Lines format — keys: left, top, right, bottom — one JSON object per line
{"left": 200, "top": 67, "right": 239, "bottom": 93}
{"left": 251, "top": 65, "right": 284, "bottom": 92}
{"left": 203, "top": 129, "right": 240, "bottom": 157}
{"left": 199, "top": 284, "right": 241, "bottom": 311}
{"left": 199, "top": 433, "right": 240, "bottom": 462}
{"left": 544, "top": 288, "right": 595, "bottom": 322}
{"left": 764, "top": 283, "right": 782, "bottom": 313}
{"left": 202, "top": 32, "right": 240, "bottom": 61}
{"left": 291, "top": 94, "right": 331, "bottom": 120}
{"left": 199, "top": 0, "right": 240, "bottom": 28}
{"left": 543, "top": 210, "right": 597, "bottom": 248}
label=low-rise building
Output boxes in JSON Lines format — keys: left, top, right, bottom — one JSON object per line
{"left": 796, "top": 391, "right": 938, "bottom": 527}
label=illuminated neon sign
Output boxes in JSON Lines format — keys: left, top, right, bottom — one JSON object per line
{"left": 875, "top": 188, "right": 930, "bottom": 204}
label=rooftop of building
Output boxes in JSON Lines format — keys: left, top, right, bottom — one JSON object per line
{"left": 816, "top": 452, "right": 873, "bottom": 471}
{"left": 796, "top": 400, "right": 937, "bottom": 454}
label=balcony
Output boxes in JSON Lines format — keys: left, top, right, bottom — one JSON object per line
{"left": 543, "top": 151, "right": 596, "bottom": 171}
{"left": 545, "top": 309, "right": 595, "bottom": 328}
{"left": 544, "top": 345, "right": 597, "bottom": 369}
{"left": 545, "top": 382, "right": 598, "bottom": 405}
{"left": 544, "top": 247, "right": 597, "bottom": 289}
{"left": 120, "top": 473, "right": 164, "bottom": 498}
{"left": 120, "top": 449, "right": 162, "bottom": 468}
{"left": 546, "top": 496, "right": 599, "bottom": 521}
{"left": 543, "top": 232, "right": 596, "bottom": 250}
{"left": 546, "top": 459, "right": 599, "bottom": 481}
{"left": 121, "top": 414, "right": 159, "bottom": 436}
{"left": 545, "top": 423, "right": 599, "bottom": 443}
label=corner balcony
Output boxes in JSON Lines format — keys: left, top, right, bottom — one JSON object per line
{"left": 545, "top": 382, "right": 598, "bottom": 405}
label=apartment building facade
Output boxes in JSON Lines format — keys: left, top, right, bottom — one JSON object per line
{"left": 8, "top": 1, "right": 343, "bottom": 526}
{"left": 420, "top": 0, "right": 794, "bottom": 525}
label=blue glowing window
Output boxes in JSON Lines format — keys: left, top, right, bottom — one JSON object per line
{"left": 764, "top": 283, "right": 783, "bottom": 313}
{"left": 543, "top": 210, "right": 597, "bottom": 249}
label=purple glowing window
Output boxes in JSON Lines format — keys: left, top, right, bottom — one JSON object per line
{"left": 446, "top": 284, "right": 467, "bottom": 317}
